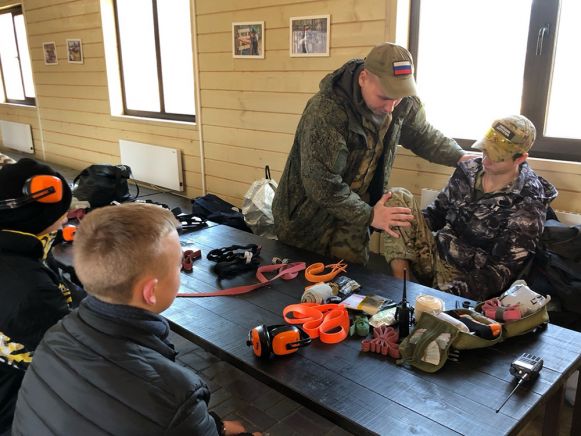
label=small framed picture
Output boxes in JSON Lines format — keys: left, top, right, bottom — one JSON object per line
{"left": 66, "top": 39, "right": 83, "bottom": 64}
{"left": 290, "top": 15, "right": 330, "bottom": 57}
{"left": 42, "top": 42, "right": 58, "bottom": 65}
{"left": 232, "top": 22, "right": 264, "bottom": 59}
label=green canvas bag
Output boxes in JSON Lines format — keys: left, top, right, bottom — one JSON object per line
{"left": 398, "top": 305, "right": 549, "bottom": 372}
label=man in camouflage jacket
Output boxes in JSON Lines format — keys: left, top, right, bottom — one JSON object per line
{"left": 384, "top": 115, "right": 558, "bottom": 300}
{"left": 273, "top": 43, "right": 468, "bottom": 264}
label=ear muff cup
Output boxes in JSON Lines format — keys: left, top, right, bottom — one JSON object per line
{"left": 247, "top": 324, "right": 311, "bottom": 359}
{"left": 25, "top": 175, "right": 63, "bottom": 203}
{"left": 0, "top": 175, "right": 64, "bottom": 211}
{"left": 270, "top": 326, "right": 301, "bottom": 356}
{"left": 247, "top": 325, "right": 272, "bottom": 359}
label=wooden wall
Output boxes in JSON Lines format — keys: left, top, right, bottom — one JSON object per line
{"left": 1, "top": 0, "right": 580, "bottom": 215}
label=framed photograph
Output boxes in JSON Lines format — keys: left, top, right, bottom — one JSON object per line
{"left": 290, "top": 15, "right": 330, "bottom": 57}
{"left": 232, "top": 22, "right": 264, "bottom": 59}
{"left": 66, "top": 39, "right": 83, "bottom": 64}
{"left": 42, "top": 42, "right": 58, "bottom": 65}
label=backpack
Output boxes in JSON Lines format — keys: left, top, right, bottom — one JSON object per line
{"left": 191, "top": 194, "right": 251, "bottom": 233}
{"left": 73, "top": 164, "right": 138, "bottom": 208}
{"left": 525, "top": 220, "right": 581, "bottom": 316}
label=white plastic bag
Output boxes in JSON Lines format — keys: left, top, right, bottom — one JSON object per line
{"left": 242, "top": 166, "right": 278, "bottom": 239}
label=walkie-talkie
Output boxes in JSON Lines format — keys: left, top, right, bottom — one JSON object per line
{"left": 395, "top": 269, "right": 414, "bottom": 340}
{"left": 496, "top": 353, "right": 543, "bottom": 413}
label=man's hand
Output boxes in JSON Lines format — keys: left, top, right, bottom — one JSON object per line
{"left": 371, "top": 192, "right": 414, "bottom": 238}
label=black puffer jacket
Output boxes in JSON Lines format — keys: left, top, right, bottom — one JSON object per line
{"left": 12, "top": 296, "right": 220, "bottom": 436}
{"left": 0, "top": 230, "right": 70, "bottom": 433}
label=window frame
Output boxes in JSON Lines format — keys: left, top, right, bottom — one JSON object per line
{"left": 0, "top": 5, "right": 35, "bottom": 107}
{"left": 409, "top": 0, "right": 578, "bottom": 162}
{"left": 112, "top": 0, "right": 195, "bottom": 123}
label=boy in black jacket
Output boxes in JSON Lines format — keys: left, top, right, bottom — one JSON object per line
{"left": 0, "top": 158, "right": 73, "bottom": 434}
{"left": 13, "top": 203, "right": 259, "bottom": 436}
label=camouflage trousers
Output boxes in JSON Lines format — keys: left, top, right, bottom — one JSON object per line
{"left": 322, "top": 222, "right": 370, "bottom": 265}
{"left": 383, "top": 188, "right": 462, "bottom": 290}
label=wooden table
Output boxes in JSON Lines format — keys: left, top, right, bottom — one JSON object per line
{"left": 163, "top": 225, "right": 578, "bottom": 435}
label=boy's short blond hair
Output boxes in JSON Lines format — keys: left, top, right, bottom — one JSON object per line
{"left": 73, "top": 203, "right": 178, "bottom": 302}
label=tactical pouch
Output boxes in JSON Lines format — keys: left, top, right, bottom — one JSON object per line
{"left": 398, "top": 305, "right": 549, "bottom": 372}
{"left": 398, "top": 313, "right": 461, "bottom": 373}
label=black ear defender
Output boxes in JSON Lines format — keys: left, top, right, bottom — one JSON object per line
{"left": 246, "top": 324, "right": 311, "bottom": 359}
{"left": 0, "top": 175, "right": 63, "bottom": 210}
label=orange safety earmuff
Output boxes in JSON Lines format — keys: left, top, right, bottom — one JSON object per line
{"left": 246, "top": 324, "right": 311, "bottom": 359}
{"left": 62, "top": 225, "right": 77, "bottom": 242}
{"left": 0, "top": 175, "right": 63, "bottom": 210}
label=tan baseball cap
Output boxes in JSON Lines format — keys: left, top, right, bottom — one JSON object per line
{"left": 472, "top": 115, "right": 536, "bottom": 162}
{"left": 364, "top": 43, "right": 417, "bottom": 99}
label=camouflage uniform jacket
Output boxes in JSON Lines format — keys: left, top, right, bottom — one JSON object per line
{"left": 273, "top": 59, "right": 464, "bottom": 260}
{"left": 424, "top": 158, "right": 558, "bottom": 300}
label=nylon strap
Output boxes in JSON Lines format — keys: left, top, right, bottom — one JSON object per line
{"left": 304, "top": 260, "right": 347, "bottom": 283}
{"left": 177, "top": 262, "right": 306, "bottom": 297}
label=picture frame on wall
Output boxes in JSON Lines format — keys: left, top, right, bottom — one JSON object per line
{"left": 232, "top": 21, "right": 264, "bottom": 58}
{"left": 42, "top": 42, "right": 58, "bottom": 65}
{"left": 66, "top": 39, "right": 83, "bottom": 64}
{"left": 290, "top": 15, "right": 330, "bottom": 57}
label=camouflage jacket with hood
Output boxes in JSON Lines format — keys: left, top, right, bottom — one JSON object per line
{"left": 273, "top": 59, "right": 464, "bottom": 260}
{"left": 424, "top": 158, "right": 558, "bottom": 300}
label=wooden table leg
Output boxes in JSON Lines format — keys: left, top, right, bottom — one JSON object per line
{"left": 571, "top": 372, "right": 581, "bottom": 436}
{"left": 543, "top": 384, "right": 564, "bottom": 436}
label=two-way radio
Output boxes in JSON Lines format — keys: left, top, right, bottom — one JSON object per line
{"left": 395, "top": 269, "right": 414, "bottom": 340}
{"left": 496, "top": 353, "right": 543, "bottom": 413}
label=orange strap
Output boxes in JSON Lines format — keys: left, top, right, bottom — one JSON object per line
{"left": 283, "top": 303, "right": 349, "bottom": 344}
{"left": 304, "top": 260, "right": 347, "bottom": 283}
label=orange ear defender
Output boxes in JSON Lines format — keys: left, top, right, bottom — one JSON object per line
{"left": 0, "top": 175, "right": 63, "bottom": 210}
{"left": 246, "top": 324, "right": 311, "bottom": 359}
{"left": 62, "top": 225, "right": 77, "bottom": 242}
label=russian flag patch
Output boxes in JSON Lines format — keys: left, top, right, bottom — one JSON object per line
{"left": 393, "top": 61, "right": 412, "bottom": 76}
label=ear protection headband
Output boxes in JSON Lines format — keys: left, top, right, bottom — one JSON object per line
{"left": 246, "top": 324, "right": 311, "bottom": 359}
{"left": 0, "top": 175, "right": 63, "bottom": 210}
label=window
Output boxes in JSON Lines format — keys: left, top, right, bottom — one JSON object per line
{"left": 113, "top": 0, "right": 196, "bottom": 122}
{"left": 0, "top": 5, "right": 35, "bottom": 106}
{"left": 409, "top": 0, "right": 580, "bottom": 162}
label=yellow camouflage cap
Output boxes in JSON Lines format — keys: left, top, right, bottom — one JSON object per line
{"left": 472, "top": 115, "right": 536, "bottom": 162}
{"left": 364, "top": 43, "right": 417, "bottom": 99}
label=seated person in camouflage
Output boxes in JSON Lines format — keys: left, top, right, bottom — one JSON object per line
{"left": 0, "top": 158, "right": 72, "bottom": 433}
{"left": 273, "top": 42, "right": 473, "bottom": 265}
{"left": 384, "top": 115, "right": 557, "bottom": 301}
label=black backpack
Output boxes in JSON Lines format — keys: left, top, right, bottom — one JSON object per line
{"left": 73, "top": 164, "right": 138, "bottom": 208}
{"left": 526, "top": 220, "right": 581, "bottom": 317}
{"left": 191, "top": 194, "right": 251, "bottom": 233}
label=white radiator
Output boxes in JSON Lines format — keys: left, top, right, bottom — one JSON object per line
{"left": 119, "top": 140, "right": 183, "bottom": 191}
{"left": 0, "top": 120, "right": 34, "bottom": 153}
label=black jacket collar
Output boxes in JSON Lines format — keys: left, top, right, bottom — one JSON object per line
{"left": 78, "top": 295, "right": 177, "bottom": 361}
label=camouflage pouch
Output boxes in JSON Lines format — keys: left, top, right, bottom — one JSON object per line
{"left": 398, "top": 306, "right": 549, "bottom": 373}
{"left": 397, "top": 313, "right": 461, "bottom": 373}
